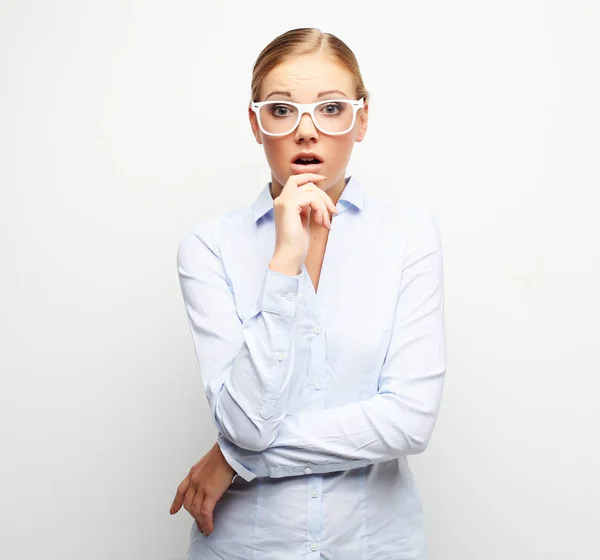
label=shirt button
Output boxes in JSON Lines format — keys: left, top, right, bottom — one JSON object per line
{"left": 311, "top": 488, "right": 318, "bottom": 498}
{"left": 310, "top": 543, "right": 319, "bottom": 551}
{"left": 285, "top": 292, "right": 296, "bottom": 301}
{"left": 312, "top": 326, "right": 322, "bottom": 335}
{"left": 314, "top": 381, "right": 322, "bottom": 390}
{"left": 277, "top": 353, "right": 286, "bottom": 362}
{"left": 304, "top": 467, "right": 312, "bottom": 475}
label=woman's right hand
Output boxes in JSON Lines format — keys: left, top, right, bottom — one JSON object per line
{"left": 271, "top": 173, "right": 338, "bottom": 271}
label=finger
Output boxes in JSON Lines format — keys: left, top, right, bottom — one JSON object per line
{"left": 314, "top": 204, "right": 329, "bottom": 229}
{"left": 200, "top": 493, "right": 218, "bottom": 535}
{"left": 286, "top": 173, "right": 327, "bottom": 190}
{"left": 312, "top": 200, "right": 330, "bottom": 229}
{"left": 320, "top": 199, "right": 331, "bottom": 228}
{"left": 183, "top": 483, "right": 198, "bottom": 516}
{"left": 170, "top": 476, "right": 192, "bottom": 514}
{"left": 190, "top": 489, "right": 204, "bottom": 525}
{"left": 298, "top": 183, "right": 337, "bottom": 216}
{"left": 312, "top": 187, "right": 338, "bottom": 216}
{"left": 296, "top": 194, "right": 331, "bottom": 228}
{"left": 313, "top": 208, "right": 322, "bottom": 228}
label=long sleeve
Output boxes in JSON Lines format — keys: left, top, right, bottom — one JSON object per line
{"left": 177, "top": 223, "right": 304, "bottom": 452}
{"left": 218, "top": 206, "right": 446, "bottom": 481}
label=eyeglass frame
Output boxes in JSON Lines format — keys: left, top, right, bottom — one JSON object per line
{"left": 250, "top": 97, "right": 365, "bottom": 137}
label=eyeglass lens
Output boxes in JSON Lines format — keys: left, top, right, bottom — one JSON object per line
{"left": 259, "top": 101, "right": 354, "bottom": 135}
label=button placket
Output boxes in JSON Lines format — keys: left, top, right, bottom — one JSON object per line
{"left": 309, "top": 323, "right": 327, "bottom": 396}
{"left": 305, "top": 317, "right": 325, "bottom": 557}
{"left": 305, "top": 472, "right": 323, "bottom": 559}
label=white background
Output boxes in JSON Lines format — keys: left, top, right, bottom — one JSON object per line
{"left": 1, "top": 1, "right": 598, "bottom": 559}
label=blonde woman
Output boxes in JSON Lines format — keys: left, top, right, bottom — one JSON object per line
{"left": 170, "top": 27, "right": 446, "bottom": 560}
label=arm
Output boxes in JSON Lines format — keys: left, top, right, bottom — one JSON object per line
{"left": 177, "top": 223, "right": 303, "bottom": 452}
{"left": 218, "top": 206, "right": 446, "bottom": 481}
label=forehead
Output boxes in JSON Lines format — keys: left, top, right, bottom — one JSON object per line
{"left": 261, "top": 53, "right": 355, "bottom": 100}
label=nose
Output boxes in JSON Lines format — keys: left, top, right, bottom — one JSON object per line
{"left": 294, "top": 111, "right": 319, "bottom": 141}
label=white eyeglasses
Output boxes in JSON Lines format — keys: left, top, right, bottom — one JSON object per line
{"left": 251, "top": 98, "right": 364, "bottom": 136}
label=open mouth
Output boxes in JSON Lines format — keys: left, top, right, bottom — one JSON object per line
{"left": 293, "top": 157, "right": 323, "bottom": 165}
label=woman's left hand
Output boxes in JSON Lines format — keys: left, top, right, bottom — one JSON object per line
{"left": 170, "top": 441, "right": 236, "bottom": 536}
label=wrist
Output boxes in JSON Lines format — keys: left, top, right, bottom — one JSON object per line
{"left": 269, "top": 252, "right": 303, "bottom": 276}
{"left": 215, "top": 442, "right": 236, "bottom": 477}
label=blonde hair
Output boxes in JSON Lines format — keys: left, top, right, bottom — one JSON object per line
{"left": 249, "top": 28, "right": 369, "bottom": 104}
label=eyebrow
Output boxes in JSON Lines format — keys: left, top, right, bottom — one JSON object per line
{"left": 265, "top": 89, "right": 349, "bottom": 100}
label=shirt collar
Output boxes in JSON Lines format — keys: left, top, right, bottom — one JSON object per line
{"left": 252, "top": 175, "right": 365, "bottom": 223}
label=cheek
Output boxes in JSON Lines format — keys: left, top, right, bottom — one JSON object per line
{"left": 263, "top": 134, "right": 288, "bottom": 150}
{"left": 261, "top": 138, "right": 284, "bottom": 164}
{"left": 331, "top": 137, "right": 355, "bottom": 162}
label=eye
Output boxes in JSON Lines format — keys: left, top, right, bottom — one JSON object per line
{"left": 319, "top": 102, "right": 343, "bottom": 116}
{"left": 270, "top": 104, "right": 294, "bottom": 117}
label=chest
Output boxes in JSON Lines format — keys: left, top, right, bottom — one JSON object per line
{"left": 304, "top": 227, "right": 329, "bottom": 294}
{"left": 224, "top": 205, "right": 406, "bottom": 334}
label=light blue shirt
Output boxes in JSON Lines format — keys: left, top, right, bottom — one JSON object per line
{"left": 177, "top": 175, "right": 446, "bottom": 559}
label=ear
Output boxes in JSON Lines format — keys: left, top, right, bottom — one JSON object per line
{"left": 248, "top": 106, "right": 263, "bottom": 145}
{"left": 355, "top": 101, "right": 369, "bottom": 143}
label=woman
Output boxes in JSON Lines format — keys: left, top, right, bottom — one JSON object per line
{"left": 171, "top": 27, "right": 446, "bottom": 560}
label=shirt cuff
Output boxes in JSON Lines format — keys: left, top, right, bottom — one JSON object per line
{"left": 218, "top": 436, "right": 257, "bottom": 482}
{"left": 259, "top": 265, "right": 303, "bottom": 316}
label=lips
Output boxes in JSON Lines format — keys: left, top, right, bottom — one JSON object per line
{"left": 290, "top": 152, "right": 324, "bottom": 175}
{"left": 290, "top": 161, "right": 324, "bottom": 174}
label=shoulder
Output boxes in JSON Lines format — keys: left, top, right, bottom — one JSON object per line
{"left": 363, "top": 194, "right": 442, "bottom": 242}
{"left": 366, "top": 193, "right": 438, "bottom": 219}
{"left": 176, "top": 204, "right": 254, "bottom": 265}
